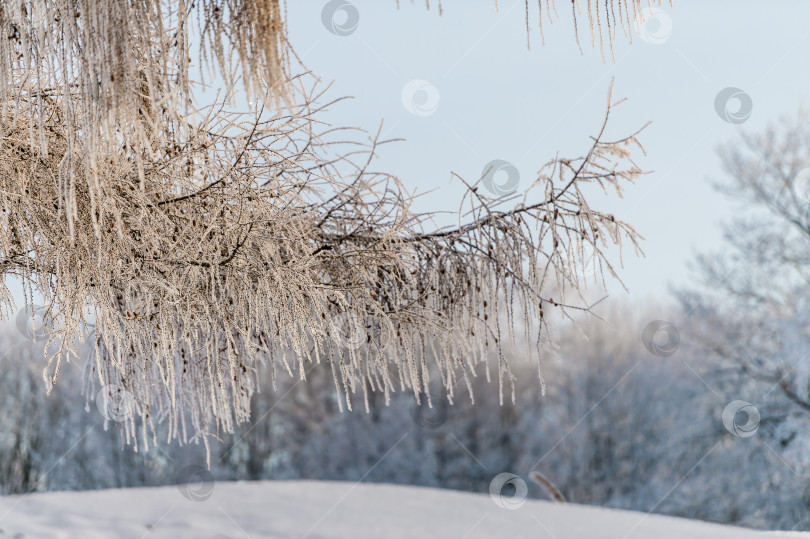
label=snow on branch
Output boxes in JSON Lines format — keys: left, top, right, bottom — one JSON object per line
{"left": 0, "top": 73, "right": 645, "bottom": 451}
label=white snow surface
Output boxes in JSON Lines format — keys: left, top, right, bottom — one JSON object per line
{"left": 0, "top": 480, "right": 806, "bottom": 539}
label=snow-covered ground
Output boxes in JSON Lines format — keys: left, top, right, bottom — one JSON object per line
{"left": 0, "top": 481, "right": 805, "bottom": 539}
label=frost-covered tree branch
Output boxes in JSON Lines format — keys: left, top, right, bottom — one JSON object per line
{"left": 0, "top": 72, "right": 646, "bottom": 451}
{"left": 0, "top": 1, "right": 653, "bottom": 453}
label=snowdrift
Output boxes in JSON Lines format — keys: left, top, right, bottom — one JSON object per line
{"left": 0, "top": 480, "right": 805, "bottom": 538}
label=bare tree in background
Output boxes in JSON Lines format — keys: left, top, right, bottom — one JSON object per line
{"left": 0, "top": 1, "right": 655, "bottom": 453}
{"left": 687, "top": 107, "right": 810, "bottom": 415}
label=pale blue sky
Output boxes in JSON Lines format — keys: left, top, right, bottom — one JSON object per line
{"left": 285, "top": 0, "right": 810, "bottom": 300}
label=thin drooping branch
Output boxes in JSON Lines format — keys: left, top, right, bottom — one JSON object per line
{"left": 529, "top": 0, "right": 673, "bottom": 60}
